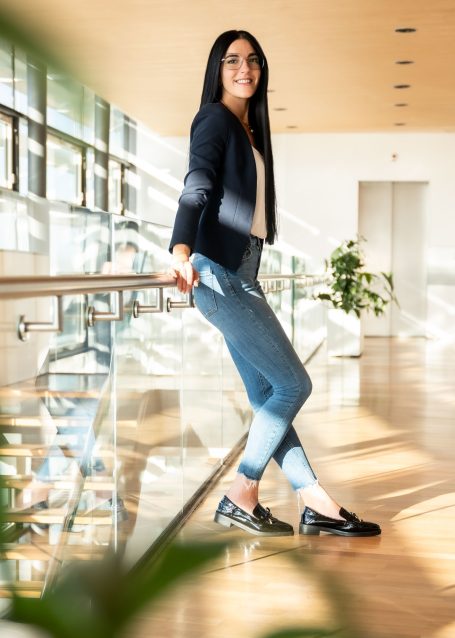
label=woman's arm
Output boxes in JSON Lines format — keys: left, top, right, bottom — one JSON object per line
{"left": 169, "top": 105, "right": 229, "bottom": 254}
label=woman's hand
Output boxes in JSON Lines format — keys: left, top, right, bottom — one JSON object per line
{"left": 170, "top": 245, "right": 199, "bottom": 294}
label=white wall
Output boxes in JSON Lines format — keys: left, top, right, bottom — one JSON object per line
{"left": 271, "top": 133, "right": 455, "bottom": 339}
{"left": 272, "top": 133, "right": 455, "bottom": 263}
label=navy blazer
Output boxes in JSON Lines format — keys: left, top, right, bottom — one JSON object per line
{"left": 169, "top": 102, "right": 260, "bottom": 271}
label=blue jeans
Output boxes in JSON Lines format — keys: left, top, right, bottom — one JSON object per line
{"left": 192, "top": 236, "right": 318, "bottom": 490}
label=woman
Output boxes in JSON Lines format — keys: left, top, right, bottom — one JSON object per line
{"left": 170, "top": 30, "right": 380, "bottom": 538}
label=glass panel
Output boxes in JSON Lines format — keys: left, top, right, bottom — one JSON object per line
{"left": 108, "top": 159, "right": 123, "bottom": 214}
{"left": 82, "top": 87, "right": 95, "bottom": 145}
{"left": 18, "top": 118, "right": 28, "bottom": 196}
{"left": 47, "top": 134, "right": 83, "bottom": 205}
{"left": 109, "top": 107, "right": 125, "bottom": 160}
{"left": 291, "top": 255, "right": 326, "bottom": 361}
{"left": 181, "top": 306, "right": 223, "bottom": 504}
{"left": 13, "top": 48, "right": 27, "bottom": 115}
{"left": 85, "top": 146, "right": 95, "bottom": 210}
{"left": 0, "top": 112, "right": 14, "bottom": 189}
{"left": 1, "top": 202, "right": 326, "bottom": 595}
{"left": 0, "top": 38, "right": 13, "bottom": 108}
{"left": 47, "top": 72, "right": 83, "bottom": 140}
{"left": 110, "top": 219, "right": 182, "bottom": 561}
{"left": 49, "top": 205, "right": 110, "bottom": 276}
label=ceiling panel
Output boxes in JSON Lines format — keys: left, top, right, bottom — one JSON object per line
{"left": 1, "top": 0, "right": 455, "bottom": 135}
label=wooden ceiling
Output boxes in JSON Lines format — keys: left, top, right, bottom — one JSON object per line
{"left": 2, "top": 0, "right": 455, "bottom": 135}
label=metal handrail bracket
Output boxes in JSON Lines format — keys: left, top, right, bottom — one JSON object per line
{"left": 87, "top": 291, "right": 124, "bottom": 327}
{"left": 18, "top": 296, "right": 64, "bottom": 342}
{"left": 167, "top": 290, "right": 195, "bottom": 312}
{"left": 133, "top": 288, "right": 164, "bottom": 317}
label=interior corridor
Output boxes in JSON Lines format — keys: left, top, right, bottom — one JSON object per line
{"left": 128, "top": 337, "right": 455, "bottom": 638}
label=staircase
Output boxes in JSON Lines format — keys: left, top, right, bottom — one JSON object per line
{"left": 0, "top": 372, "right": 124, "bottom": 599}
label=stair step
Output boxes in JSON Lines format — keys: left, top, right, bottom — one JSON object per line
{"left": 0, "top": 415, "right": 136, "bottom": 426}
{"left": 0, "top": 543, "right": 106, "bottom": 561}
{"left": 0, "top": 444, "right": 114, "bottom": 458}
{"left": 0, "top": 419, "right": 91, "bottom": 434}
{"left": 0, "top": 475, "right": 115, "bottom": 491}
{"left": 0, "top": 444, "right": 81, "bottom": 458}
{"left": 4, "top": 508, "right": 113, "bottom": 525}
{"left": 0, "top": 373, "right": 108, "bottom": 398}
{"left": 0, "top": 581, "right": 43, "bottom": 598}
{"left": 0, "top": 418, "right": 136, "bottom": 434}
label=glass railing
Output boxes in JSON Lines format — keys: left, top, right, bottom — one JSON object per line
{"left": 0, "top": 189, "right": 327, "bottom": 602}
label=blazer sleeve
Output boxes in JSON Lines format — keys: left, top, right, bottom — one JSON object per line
{"left": 169, "top": 105, "right": 230, "bottom": 253}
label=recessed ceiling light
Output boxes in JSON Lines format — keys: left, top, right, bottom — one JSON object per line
{"left": 394, "top": 103, "right": 409, "bottom": 107}
{"left": 394, "top": 84, "right": 411, "bottom": 89}
{"left": 395, "top": 60, "right": 414, "bottom": 65}
{"left": 274, "top": 107, "right": 287, "bottom": 111}
{"left": 395, "top": 27, "right": 417, "bottom": 33}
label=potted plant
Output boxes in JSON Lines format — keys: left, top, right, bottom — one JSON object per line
{"left": 316, "top": 236, "right": 397, "bottom": 356}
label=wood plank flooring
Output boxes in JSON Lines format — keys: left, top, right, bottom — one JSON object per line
{"left": 128, "top": 338, "right": 454, "bottom": 638}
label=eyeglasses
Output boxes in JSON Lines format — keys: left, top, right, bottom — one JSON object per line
{"left": 220, "top": 54, "right": 263, "bottom": 70}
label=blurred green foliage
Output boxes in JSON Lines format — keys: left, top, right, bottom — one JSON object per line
{"left": 0, "top": 10, "right": 65, "bottom": 70}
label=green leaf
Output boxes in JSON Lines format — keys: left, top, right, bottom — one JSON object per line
{"left": 6, "top": 541, "right": 226, "bottom": 638}
{"left": 319, "top": 237, "right": 399, "bottom": 316}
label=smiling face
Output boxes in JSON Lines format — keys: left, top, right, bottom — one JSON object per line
{"left": 220, "top": 38, "right": 261, "bottom": 108}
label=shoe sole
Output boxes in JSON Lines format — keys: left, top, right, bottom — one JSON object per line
{"left": 299, "top": 523, "right": 381, "bottom": 537}
{"left": 214, "top": 512, "right": 294, "bottom": 536}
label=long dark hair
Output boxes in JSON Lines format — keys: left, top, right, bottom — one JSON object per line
{"left": 200, "top": 30, "right": 277, "bottom": 244}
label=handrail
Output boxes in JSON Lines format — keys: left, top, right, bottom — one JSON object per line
{"left": 0, "top": 272, "right": 328, "bottom": 300}
{"left": 0, "top": 274, "right": 175, "bottom": 300}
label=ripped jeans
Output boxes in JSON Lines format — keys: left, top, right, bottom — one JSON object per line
{"left": 192, "top": 235, "right": 318, "bottom": 490}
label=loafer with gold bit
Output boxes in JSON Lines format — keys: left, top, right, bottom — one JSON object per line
{"left": 299, "top": 506, "right": 381, "bottom": 537}
{"left": 214, "top": 496, "right": 294, "bottom": 536}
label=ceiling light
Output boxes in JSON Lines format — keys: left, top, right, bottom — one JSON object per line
{"left": 394, "top": 84, "right": 411, "bottom": 89}
{"left": 394, "top": 123, "right": 406, "bottom": 126}
{"left": 395, "top": 103, "right": 409, "bottom": 107}
{"left": 395, "top": 60, "right": 414, "bottom": 65}
{"left": 395, "top": 27, "right": 417, "bottom": 33}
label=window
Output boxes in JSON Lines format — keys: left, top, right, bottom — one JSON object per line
{"left": 47, "top": 133, "right": 85, "bottom": 205}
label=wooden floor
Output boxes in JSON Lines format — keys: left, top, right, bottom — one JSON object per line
{"left": 129, "top": 338, "right": 455, "bottom": 638}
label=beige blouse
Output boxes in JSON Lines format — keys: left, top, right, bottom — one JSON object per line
{"left": 250, "top": 146, "right": 267, "bottom": 239}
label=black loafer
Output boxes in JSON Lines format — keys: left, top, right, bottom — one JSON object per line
{"left": 214, "top": 496, "right": 294, "bottom": 536}
{"left": 299, "top": 506, "right": 381, "bottom": 537}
